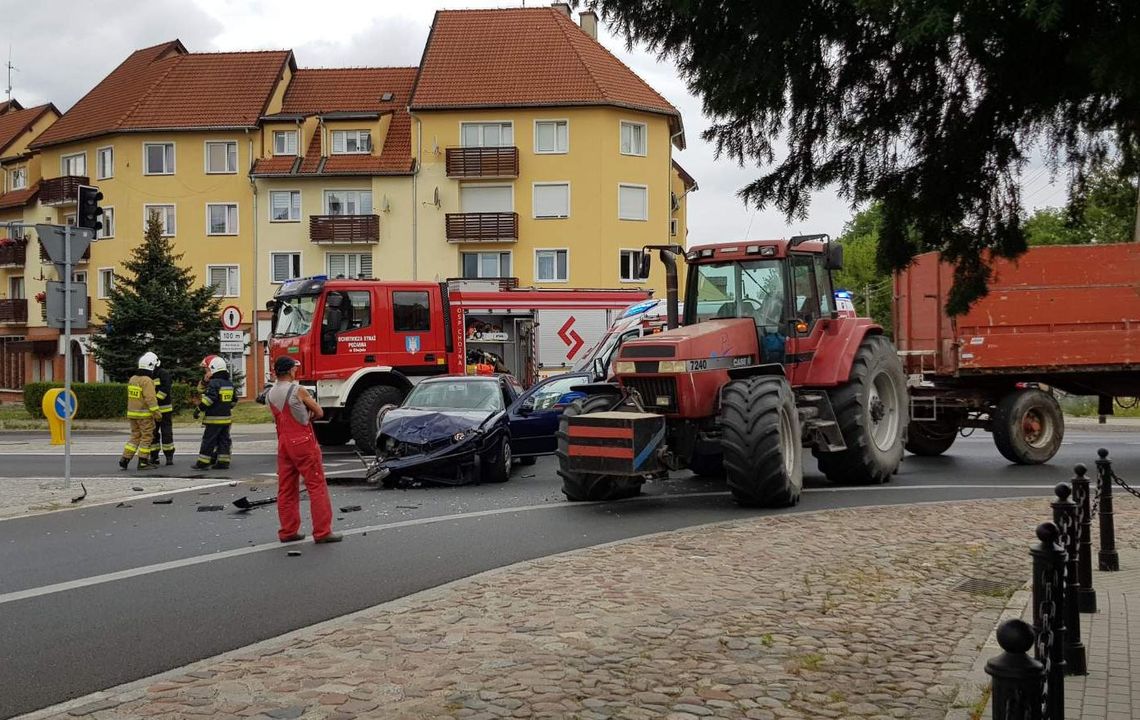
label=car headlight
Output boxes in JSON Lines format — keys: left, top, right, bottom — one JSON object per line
{"left": 657, "top": 360, "right": 687, "bottom": 373}
{"left": 453, "top": 429, "right": 477, "bottom": 443}
{"left": 614, "top": 361, "right": 636, "bottom": 374}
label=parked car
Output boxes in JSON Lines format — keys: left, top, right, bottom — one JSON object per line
{"left": 372, "top": 373, "right": 590, "bottom": 486}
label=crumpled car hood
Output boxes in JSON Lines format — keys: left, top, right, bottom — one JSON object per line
{"left": 378, "top": 408, "right": 493, "bottom": 443}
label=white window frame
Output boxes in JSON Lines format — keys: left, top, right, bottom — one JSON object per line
{"left": 461, "top": 251, "right": 513, "bottom": 279}
{"left": 459, "top": 121, "right": 514, "bottom": 148}
{"left": 618, "top": 183, "right": 649, "bottom": 221}
{"left": 273, "top": 130, "right": 299, "bottom": 156}
{"left": 534, "top": 248, "right": 569, "bottom": 284}
{"left": 95, "top": 146, "right": 114, "bottom": 180}
{"left": 206, "top": 264, "right": 241, "bottom": 298}
{"left": 143, "top": 142, "right": 176, "bottom": 175}
{"left": 97, "top": 268, "right": 115, "bottom": 299}
{"left": 532, "top": 182, "right": 570, "bottom": 219}
{"left": 533, "top": 119, "right": 569, "bottom": 154}
{"left": 269, "top": 190, "right": 302, "bottom": 222}
{"left": 9, "top": 166, "right": 27, "bottom": 190}
{"left": 323, "top": 189, "right": 373, "bottom": 215}
{"left": 325, "top": 252, "right": 373, "bottom": 279}
{"left": 458, "top": 183, "right": 514, "bottom": 213}
{"left": 270, "top": 252, "right": 303, "bottom": 284}
{"left": 206, "top": 203, "right": 240, "bottom": 236}
{"left": 331, "top": 130, "right": 372, "bottom": 155}
{"left": 620, "top": 121, "right": 648, "bottom": 157}
{"left": 619, "top": 249, "right": 644, "bottom": 283}
{"left": 60, "top": 152, "right": 87, "bottom": 177}
{"left": 143, "top": 204, "right": 177, "bottom": 237}
{"left": 204, "top": 140, "right": 238, "bottom": 174}
{"left": 97, "top": 206, "right": 115, "bottom": 239}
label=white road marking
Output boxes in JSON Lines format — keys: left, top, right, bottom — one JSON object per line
{"left": 0, "top": 483, "right": 1055, "bottom": 607}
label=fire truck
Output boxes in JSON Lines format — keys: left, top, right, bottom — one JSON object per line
{"left": 266, "top": 277, "right": 650, "bottom": 452}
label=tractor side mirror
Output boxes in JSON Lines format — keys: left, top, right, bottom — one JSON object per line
{"left": 638, "top": 250, "right": 652, "bottom": 280}
{"left": 825, "top": 243, "right": 844, "bottom": 271}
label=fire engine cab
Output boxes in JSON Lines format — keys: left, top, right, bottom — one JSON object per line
{"left": 267, "top": 276, "right": 649, "bottom": 452}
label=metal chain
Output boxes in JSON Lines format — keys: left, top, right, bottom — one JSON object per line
{"left": 1091, "top": 480, "right": 1101, "bottom": 516}
{"left": 1111, "top": 469, "right": 1140, "bottom": 501}
{"left": 1037, "top": 577, "right": 1056, "bottom": 715}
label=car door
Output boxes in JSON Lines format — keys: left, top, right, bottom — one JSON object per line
{"left": 507, "top": 373, "right": 591, "bottom": 456}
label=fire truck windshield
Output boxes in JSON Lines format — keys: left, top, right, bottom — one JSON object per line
{"left": 273, "top": 295, "right": 319, "bottom": 337}
{"left": 687, "top": 260, "right": 784, "bottom": 330}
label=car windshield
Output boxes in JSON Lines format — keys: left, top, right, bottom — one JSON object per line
{"left": 687, "top": 260, "right": 785, "bottom": 332}
{"left": 404, "top": 380, "right": 504, "bottom": 412}
{"left": 273, "top": 295, "right": 319, "bottom": 337}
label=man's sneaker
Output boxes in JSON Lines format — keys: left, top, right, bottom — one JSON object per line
{"left": 314, "top": 533, "right": 343, "bottom": 544}
{"left": 279, "top": 533, "right": 306, "bottom": 543}
{"left": 118, "top": 458, "right": 130, "bottom": 470}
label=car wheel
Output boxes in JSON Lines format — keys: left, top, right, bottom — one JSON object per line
{"left": 484, "top": 437, "right": 512, "bottom": 483}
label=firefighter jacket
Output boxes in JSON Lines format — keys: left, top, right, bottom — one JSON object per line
{"left": 154, "top": 368, "right": 174, "bottom": 414}
{"left": 127, "top": 372, "right": 161, "bottom": 420}
{"left": 198, "top": 371, "right": 235, "bottom": 425}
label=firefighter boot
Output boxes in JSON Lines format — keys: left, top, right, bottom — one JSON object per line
{"left": 192, "top": 461, "right": 212, "bottom": 470}
{"left": 165, "top": 453, "right": 175, "bottom": 466}
{"left": 118, "top": 457, "right": 130, "bottom": 471}
{"left": 137, "top": 458, "right": 156, "bottom": 471}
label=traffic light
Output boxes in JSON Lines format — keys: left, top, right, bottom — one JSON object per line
{"left": 77, "top": 185, "right": 104, "bottom": 233}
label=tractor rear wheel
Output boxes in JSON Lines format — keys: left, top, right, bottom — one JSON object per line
{"left": 815, "top": 335, "right": 908, "bottom": 484}
{"left": 557, "top": 395, "right": 643, "bottom": 501}
{"left": 905, "top": 413, "right": 961, "bottom": 457}
{"left": 720, "top": 376, "right": 802, "bottom": 507}
{"left": 351, "top": 385, "right": 406, "bottom": 454}
{"left": 992, "top": 388, "right": 1063, "bottom": 465}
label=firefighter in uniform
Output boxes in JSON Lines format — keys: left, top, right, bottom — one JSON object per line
{"left": 150, "top": 358, "right": 176, "bottom": 466}
{"left": 193, "top": 355, "right": 220, "bottom": 465}
{"left": 120, "top": 352, "right": 162, "bottom": 470}
{"left": 193, "top": 356, "right": 235, "bottom": 469}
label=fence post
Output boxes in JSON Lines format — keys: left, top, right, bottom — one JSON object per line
{"left": 986, "top": 618, "right": 1044, "bottom": 720}
{"left": 1071, "top": 463, "right": 1097, "bottom": 613}
{"left": 1031, "top": 521, "right": 1065, "bottom": 720}
{"left": 1096, "top": 448, "right": 1120, "bottom": 572}
{"left": 1051, "top": 483, "right": 1087, "bottom": 676}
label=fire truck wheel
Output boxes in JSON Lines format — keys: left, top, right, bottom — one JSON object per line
{"left": 720, "top": 376, "right": 802, "bottom": 507}
{"left": 313, "top": 422, "right": 352, "bottom": 447}
{"left": 351, "top": 385, "right": 407, "bottom": 454}
{"left": 687, "top": 451, "right": 725, "bottom": 478}
{"left": 483, "top": 437, "right": 512, "bottom": 483}
{"left": 557, "top": 395, "right": 643, "bottom": 501}
{"left": 815, "top": 334, "right": 908, "bottom": 485}
{"left": 992, "top": 388, "right": 1064, "bottom": 465}
{"left": 905, "top": 413, "right": 961, "bottom": 457}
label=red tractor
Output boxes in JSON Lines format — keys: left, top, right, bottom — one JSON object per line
{"left": 557, "top": 237, "right": 909, "bottom": 507}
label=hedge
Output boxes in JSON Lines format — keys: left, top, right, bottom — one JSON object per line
{"left": 24, "top": 382, "right": 194, "bottom": 419}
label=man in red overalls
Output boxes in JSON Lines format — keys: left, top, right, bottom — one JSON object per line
{"left": 265, "top": 356, "right": 341, "bottom": 544}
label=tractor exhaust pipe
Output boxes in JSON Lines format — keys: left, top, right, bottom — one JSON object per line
{"left": 641, "top": 245, "right": 684, "bottom": 330}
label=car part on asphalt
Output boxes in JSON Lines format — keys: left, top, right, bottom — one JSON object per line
{"left": 233, "top": 496, "right": 277, "bottom": 511}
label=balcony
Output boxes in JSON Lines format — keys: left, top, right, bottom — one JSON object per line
{"left": 445, "top": 147, "right": 519, "bottom": 179}
{"left": 445, "top": 212, "right": 519, "bottom": 243}
{"left": 0, "top": 243, "right": 26, "bottom": 268}
{"left": 0, "top": 299, "right": 27, "bottom": 324}
{"left": 40, "top": 176, "right": 89, "bottom": 206}
{"left": 309, "top": 215, "right": 380, "bottom": 245}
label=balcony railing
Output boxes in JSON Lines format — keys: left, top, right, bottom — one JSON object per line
{"left": 0, "top": 299, "right": 27, "bottom": 324}
{"left": 445, "top": 212, "right": 519, "bottom": 243}
{"left": 0, "top": 243, "right": 26, "bottom": 268}
{"left": 309, "top": 215, "right": 380, "bottom": 245}
{"left": 40, "top": 176, "right": 88, "bottom": 206}
{"left": 445, "top": 147, "right": 519, "bottom": 179}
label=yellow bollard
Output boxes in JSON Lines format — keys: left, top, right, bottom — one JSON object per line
{"left": 42, "top": 388, "right": 78, "bottom": 446}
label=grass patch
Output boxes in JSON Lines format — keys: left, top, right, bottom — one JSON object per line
{"left": 969, "top": 686, "right": 992, "bottom": 720}
{"left": 760, "top": 633, "right": 774, "bottom": 647}
{"left": 170, "top": 402, "right": 272, "bottom": 426}
{"left": 0, "top": 400, "right": 273, "bottom": 429}
{"left": 787, "top": 652, "right": 825, "bottom": 674}
{"left": 975, "top": 586, "right": 1016, "bottom": 600}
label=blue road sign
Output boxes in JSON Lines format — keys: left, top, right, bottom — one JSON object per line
{"left": 54, "top": 390, "right": 78, "bottom": 420}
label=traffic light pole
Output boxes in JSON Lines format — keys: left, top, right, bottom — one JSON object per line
{"left": 62, "top": 222, "right": 73, "bottom": 491}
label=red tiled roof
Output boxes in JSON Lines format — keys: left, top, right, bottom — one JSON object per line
{"left": 411, "top": 8, "right": 682, "bottom": 141}
{"left": 0, "top": 104, "right": 57, "bottom": 157}
{"left": 0, "top": 99, "right": 24, "bottom": 114}
{"left": 32, "top": 41, "right": 294, "bottom": 148}
{"left": 0, "top": 182, "right": 39, "bottom": 210}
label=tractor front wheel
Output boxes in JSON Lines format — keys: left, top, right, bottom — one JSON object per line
{"left": 720, "top": 376, "right": 802, "bottom": 507}
{"left": 557, "top": 395, "right": 643, "bottom": 501}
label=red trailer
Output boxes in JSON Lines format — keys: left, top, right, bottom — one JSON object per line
{"left": 894, "top": 244, "right": 1140, "bottom": 464}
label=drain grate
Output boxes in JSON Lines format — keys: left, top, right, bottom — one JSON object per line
{"left": 953, "top": 577, "right": 1023, "bottom": 595}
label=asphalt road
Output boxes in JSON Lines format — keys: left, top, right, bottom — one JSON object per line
{"left": 1, "top": 428, "right": 1137, "bottom": 718}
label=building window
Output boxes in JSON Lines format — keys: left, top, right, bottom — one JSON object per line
{"left": 270, "top": 191, "right": 301, "bottom": 222}
{"left": 207, "top": 203, "right": 239, "bottom": 235}
{"left": 393, "top": 291, "right": 431, "bottom": 332}
{"left": 533, "top": 183, "right": 569, "bottom": 219}
{"left": 96, "top": 147, "right": 114, "bottom": 180}
{"left": 9, "top": 167, "right": 26, "bottom": 190}
{"left": 331, "top": 130, "right": 371, "bottom": 154}
{"left": 98, "top": 268, "right": 115, "bottom": 299}
{"left": 271, "top": 252, "right": 302, "bottom": 283}
{"left": 462, "top": 252, "right": 511, "bottom": 279}
{"left": 619, "top": 249, "right": 643, "bottom": 282}
{"left": 73, "top": 270, "right": 87, "bottom": 284}
{"left": 459, "top": 184, "right": 511, "bottom": 213}
{"left": 205, "top": 141, "right": 238, "bottom": 174}
{"left": 326, "top": 252, "right": 372, "bottom": 279}
{"left": 97, "top": 207, "right": 115, "bottom": 239}
{"left": 670, "top": 218, "right": 679, "bottom": 237}
{"left": 324, "top": 190, "right": 372, "bottom": 215}
{"left": 144, "top": 143, "right": 175, "bottom": 175}
{"left": 618, "top": 184, "right": 649, "bottom": 221}
{"left": 65, "top": 214, "right": 76, "bottom": 226}
{"left": 144, "top": 204, "right": 176, "bottom": 236}
{"left": 535, "top": 249, "right": 568, "bottom": 283}
{"left": 273, "top": 131, "right": 298, "bottom": 156}
{"left": 207, "top": 265, "right": 240, "bottom": 297}
{"left": 620, "top": 121, "right": 647, "bottom": 156}
{"left": 9, "top": 276, "right": 24, "bottom": 299}
{"left": 61, "top": 152, "right": 86, "bottom": 176}
{"left": 534, "top": 120, "right": 568, "bottom": 154}
{"left": 461, "top": 122, "right": 513, "bottom": 148}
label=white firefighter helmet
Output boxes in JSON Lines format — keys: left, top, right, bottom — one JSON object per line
{"left": 207, "top": 356, "right": 228, "bottom": 374}
{"left": 138, "top": 351, "right": 159, "bottom": 371}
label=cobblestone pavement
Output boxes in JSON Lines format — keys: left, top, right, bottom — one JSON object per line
{"left": 23, "top": 498, "right": 1139, "bottom": 720}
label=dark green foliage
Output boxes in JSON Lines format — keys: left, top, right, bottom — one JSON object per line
{"left": 23, "top": 382, "right": 193, "bottom": 419}
{"left": 90, "top": 213, "right": 222, "bottom": 383}
{"left": 1025, "top": 162, "right": 1137, "bottom": 245}
{"left": 587, "top": 0, "right": 1140, "bottom": 314}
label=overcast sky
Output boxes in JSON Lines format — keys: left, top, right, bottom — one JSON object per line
{"left": 1, "top": 0, "right": 1069, "bottom": 245}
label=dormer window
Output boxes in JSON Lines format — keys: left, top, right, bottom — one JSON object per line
{"left": 332, "top": 130, "right": 371, "bottom": 154}
{"left": 9, "top": 167, "right": 27, "bottom": 190}
{"left": 274, "top": 131, "right": 298, "bottom": 156}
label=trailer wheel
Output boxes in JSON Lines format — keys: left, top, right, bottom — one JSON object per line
{"left": 350, "top": 385, "right": 406, "bottom": 454}
{"left": 313, "top": 422, "right": 352, "bottom": 447}
{"left": 688, "top": 451, "right": 725, "bottom": 478}
{"left": 815, "top": 335, "right": 908, "bottom": 484}
{"left": 993, "top": 389, "right": 1064, "bottom": 465}
{"left": 557, "top": 395, "right": 643, "bottom": 501}
{"left": 905, "top": 414, "right": 961, "bottom": 457}
{"left": 720, "top": 376, "right": 802, "bottom": 507}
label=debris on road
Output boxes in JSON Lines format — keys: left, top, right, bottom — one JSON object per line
{"left": 233, "top": 496, "right": 276, "bottom": 511}
{"left": 339, "top": 504, "right": 362, "bottom": 513}
{"left": 228, "top": 481, "right": 238, "bottom": 487}
{"left": 287, "top": 550, "right": 302, "bottom": 557}
{"left": 70, "top": 482, "right": 88, "bottom": 504}
{"left": 152, "top": 498, "right": 173, "bottom": 505}
{"left": 132, "top": 486, "right": 144, "bottom": 492}
{"left": 197, "top": 505, "right": 224, "bottom": 512}
{"left": 396, "top": 505, "right": 419, "bottom": 509}
{"left": 116, "top": 502, "right": 132, "bottom": 508}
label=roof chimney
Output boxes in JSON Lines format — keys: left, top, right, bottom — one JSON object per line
{"left": 579, "top": 10, "right": 598, "bottom": 39}
{"left": 551, "top": 2, "right": 571, "bottom": 18}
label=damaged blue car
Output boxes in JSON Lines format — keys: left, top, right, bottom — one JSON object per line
{"left": 371, "top": 373, "right": 589, "bottom": 487}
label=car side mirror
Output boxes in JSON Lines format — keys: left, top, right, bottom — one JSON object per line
{"left": 825, "top": 242, "right": 844, "bottom": 271}
{"left": 638, "top": 250, "right": 652, "bottom": 280}
{"left": 519, "top": 397, "right": 536, "bottom": 415}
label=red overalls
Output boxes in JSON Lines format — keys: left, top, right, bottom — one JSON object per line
{"left": 269, "top": 386, "right": 334, "bottom": 541}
